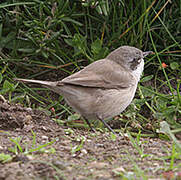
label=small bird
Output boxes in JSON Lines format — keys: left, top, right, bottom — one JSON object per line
{"left": 14, "top": 46, "right": 152, "bottom": 134}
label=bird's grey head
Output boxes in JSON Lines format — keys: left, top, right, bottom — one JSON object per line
{"left": 107, "top": 46, "right": 152, "bottom": 71}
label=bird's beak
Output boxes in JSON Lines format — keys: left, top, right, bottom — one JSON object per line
{"left": 143, "top": 51, "right": 154, "bottom": 57}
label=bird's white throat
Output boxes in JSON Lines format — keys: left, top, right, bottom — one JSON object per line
{"left": 131, "top": 59, "right": 144, "bottom": 82}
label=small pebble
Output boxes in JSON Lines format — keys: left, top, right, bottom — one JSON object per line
{"left": 81, "top": 149, "right": 87, "bottom": 154}
{"left": 41, "top": 135, "right": 48, "bottom": 140}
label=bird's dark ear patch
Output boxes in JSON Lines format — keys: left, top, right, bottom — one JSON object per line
{"left": 129, "top": 57, "right": 142, "bottom": 70}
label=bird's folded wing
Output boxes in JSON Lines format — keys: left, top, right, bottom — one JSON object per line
{"left": 59, "top": 59, "right": 136, "bottom": 89}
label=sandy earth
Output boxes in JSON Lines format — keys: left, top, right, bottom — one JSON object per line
{"left": 0, "top": 99, "right": 181, "bottom": 180}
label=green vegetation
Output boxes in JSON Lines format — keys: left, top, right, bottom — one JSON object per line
{"left": 0, "top": 130, "right": 56, "bottom": 164}
{"left": 0, "top": 0, "right": 181, "bottom": 178}
{"left": 8, "top": 130, "right": 56, "bottom": 155}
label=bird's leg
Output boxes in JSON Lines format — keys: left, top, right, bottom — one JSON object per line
{"left": 83, "top": 117, "right": 96, "bottom": 132}
{"left": 97, "top": 115, "right": 116, "bottom": 134}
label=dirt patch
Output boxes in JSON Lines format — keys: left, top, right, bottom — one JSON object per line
{"left": 0, "top": 99, "right": 180, "bottom": 180}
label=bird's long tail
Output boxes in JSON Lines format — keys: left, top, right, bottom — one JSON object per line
{"left": 14, "top": 78, "right": 64, "bottom": 95}
{"left": 14, "top": 78, "right": 57, "bottom": 87}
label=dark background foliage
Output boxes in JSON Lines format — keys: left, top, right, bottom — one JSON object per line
{"left": 0, "top": 0, "right": 180, "bottom": 131}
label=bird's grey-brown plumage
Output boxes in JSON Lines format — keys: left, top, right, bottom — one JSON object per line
{"left": 15, "top": 46, "right": 152, "bottom": 133}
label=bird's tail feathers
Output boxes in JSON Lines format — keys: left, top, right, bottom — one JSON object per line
{"left": 14, "top": 78, "right": 57, "bottom": 87}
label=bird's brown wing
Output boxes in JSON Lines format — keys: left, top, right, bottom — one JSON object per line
{"left": 59, "top": 59, "right": 136, "bottom": 89}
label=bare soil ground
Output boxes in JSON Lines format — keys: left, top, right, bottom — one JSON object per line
{"left": 0, "top": 100, "right": 180, "bottom": 180}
